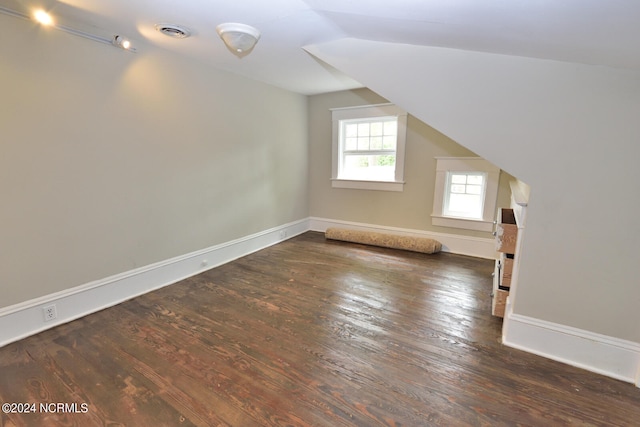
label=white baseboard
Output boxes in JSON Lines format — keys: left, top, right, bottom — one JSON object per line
{"left": 503, "top": 312, "right": 640, "bottom": 387}
{"left": 6, "top": 216, "right": 636, "bottom": 388}
{"left": 0, "top": 219, "right": 310, "bottom": 348}
{"left": 309, "top": 217, "right": 497, "bottom": 259}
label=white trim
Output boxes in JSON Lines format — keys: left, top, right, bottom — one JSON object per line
{"left": 503, "top": 312, "right": 640, "bottom": 387}
{"left": 309, "top": 217, "right": 497, "bottom": 259}
{"left": 509, "top": 179, "right": 529, "bottom": 228}
{"left": 2, "top": 215, "right": 638, "bottom": 388}
{"left": 329, "top": 103, "right": 400, "bottom": 117}
{"left": 431, "top": 215, "right": 494, "bottom": 232}
{"left": 509, "top": 179, "right": 530, "bottom": 208}
{"left": 393, "top": 112, "right": 407, "bottom": 184}
{"left": 0, "top": 219, "right": 310, "bottom": 348}
{"left": 331, "top": 178, "right": 405, "bottom": 192}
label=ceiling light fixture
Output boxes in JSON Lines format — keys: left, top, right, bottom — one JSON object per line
{"left": 216, "top": 23, "right": 260, "bottom": 57}
{"left": 33, "top": 9, "right": 53, "bottom": 26}
{"left": 0, "top": 5, "right": 135, "bottom": 53}
{"left": 112, "top": 35, "right": 132, "bottom": 50}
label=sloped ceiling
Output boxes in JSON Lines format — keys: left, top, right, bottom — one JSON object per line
{"left": 1, "top": 0, "right": 639, "bottom": 94}
{"left": 303, "top": 36, "right": 640, "bottom": 344}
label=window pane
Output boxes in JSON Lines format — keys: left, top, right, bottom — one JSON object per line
{"left": 345, "top": 137, "right": 357, "bottom": 151}
{"left": 357, "top": 122, "right": 370, "bottom": 137}
{"left": 370, "top": 122, "right": 383, "bottom": 136}
{"left": 382, "top": 136, "right": 396, "bottom": 149}
{"left": 344, "top": 155, "right": 369, "bottom": 168}
{"left": 376, "top": 155, "right": 395, "bottom": 166}
{"left": 370, "top": 136, "right": 383, "bottom": 150}
{"left": 357, "top": 137, "right": 370, "bottom": 150}
{"left": 341, "top": 154, "right": 395, "bottom": 181}
{"left": 451, "top": 174, "right": 467, "bottom": 184}
{"left": 345, "top": 123, "right": 358, "bottom": 138}
{"left": 451, "top": 184, "right": 466, "bottom": 194}
{"left": 383, "top": 121, "right": 397, "bottom": 136}
{"left": 467, "top": 174, "right": 484, "bottom": 185}
{"left": 447, "top": 193, "right": 483, "bottom": 218}
{"left": 466, "top": 184, "right": 482, "bottom": 195}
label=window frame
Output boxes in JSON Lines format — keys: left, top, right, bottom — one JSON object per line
{"left": 432, "top": 157, "right": 500, "bottom": 232}
{"left": 331, "top": 104, "right": 407, "bottom": 192}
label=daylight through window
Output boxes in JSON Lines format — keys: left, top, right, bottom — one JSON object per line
{"left": 443, "top": 172, "right": 487, "bottom": 219}
{"left": 331, "top": 104, "right": 407, "bottom": 192}
{"left": 339, "top": 117, "right": 398, "bottom": 181}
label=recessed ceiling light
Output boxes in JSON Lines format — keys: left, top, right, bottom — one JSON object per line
{"left": 155, "top": 23, "right": 191, "bottom": 39}
{"left": 34, "top": 9, "right": 53, "bottom": 26}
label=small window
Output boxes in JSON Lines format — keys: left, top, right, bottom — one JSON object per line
{"left": 331, "top": 104, "right": 407, "bottom": 191}
{"left": 432, "top": 158, "right": 500, "bottom": 232}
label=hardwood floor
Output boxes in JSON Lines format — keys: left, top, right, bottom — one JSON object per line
{"left": 1, "top": 231, "right": 639, "bottom": 426}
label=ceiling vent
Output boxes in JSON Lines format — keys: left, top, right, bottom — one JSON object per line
{"left": 155, "top": 23, "right": 191, "bottom": 39}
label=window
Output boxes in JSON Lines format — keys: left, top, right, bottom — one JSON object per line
{"left": 444, "top": 172, "right": 486, "bottom": 219}
{"left": 331, "top": 104, "right": 407, "bottom": 191}
{"left": 432, "top": 157, "right": 500, "bottom": 232}
{"left": 339, "top": 118, "right": 398, "bottom": 181}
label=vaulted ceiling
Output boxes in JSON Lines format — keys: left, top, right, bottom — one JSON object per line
{"left": 2, "top": 0, "right": 639, "bottom": 95}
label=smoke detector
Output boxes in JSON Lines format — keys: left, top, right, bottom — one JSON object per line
{"left": 155, "top": 23, "right": 191, "bottom": 39}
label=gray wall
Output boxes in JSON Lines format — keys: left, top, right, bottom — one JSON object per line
{"left": 308, "top": 88, "right": 514, "bottom": 237}
{"left": 0, "top": 15, "right": 308, "bottom": 308}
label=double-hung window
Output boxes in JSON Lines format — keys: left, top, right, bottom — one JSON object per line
{"left": 444, "top": 172, "right": 487, "bottom": 219}
{"left": 331, "top": 104, "right": 407, "bottom": 191}
{"left": 432, "top": 157, "right": 500, "bottom": 232}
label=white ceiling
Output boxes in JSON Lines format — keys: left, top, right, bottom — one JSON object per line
{"left": 2, "top": 0, "right": 640, "bottom": 95}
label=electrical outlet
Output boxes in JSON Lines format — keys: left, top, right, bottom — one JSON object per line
{"left": 43, "top": 304, "right": 57, "bottom": 322}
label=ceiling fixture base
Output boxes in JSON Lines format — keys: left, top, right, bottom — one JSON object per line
{"left": 155, "top": 23, "right": 191, "bottom": 39}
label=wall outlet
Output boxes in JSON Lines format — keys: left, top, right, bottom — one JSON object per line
{"left": 43, "top": 304, "right": 57, "bottom": 322}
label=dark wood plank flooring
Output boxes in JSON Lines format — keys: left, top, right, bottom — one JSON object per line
{"left": 1, "top": 231, "right": 639, "bottom": 426}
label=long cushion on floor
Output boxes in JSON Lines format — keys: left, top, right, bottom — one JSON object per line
{"left": 325, "top": 228, "right": 442, "bottom": 254}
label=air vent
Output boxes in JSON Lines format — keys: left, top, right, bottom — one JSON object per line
{"left": 155, "top": 23, "right": 191, "bottom": 39}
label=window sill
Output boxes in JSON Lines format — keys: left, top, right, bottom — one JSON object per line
{"left": 331, "top": 179, "right": 405, "bottom": 192}
{"left": 431, "top": 215, "right": 494, "bottom": 232}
